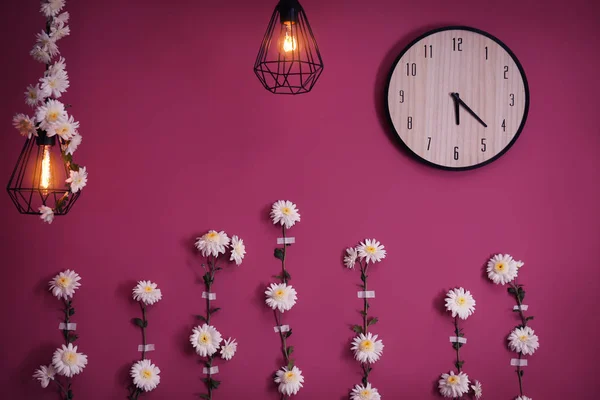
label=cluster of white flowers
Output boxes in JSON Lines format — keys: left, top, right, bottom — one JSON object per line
{"left": 195, "top": 230, "right": 246, "bottom": 265}
{"left": 344, "top": 239, "right": 386, "bottom": 269}
{"left": 189, "top": 324, "right": 238, "bottom": 361}
{"left": 34, "top": 269, "right": 88, "bottom": 391}
{"left": 11, "top": 1, "right": 87, "bottom": 224}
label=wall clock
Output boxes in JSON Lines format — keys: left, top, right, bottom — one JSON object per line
{"left": 386, "top": 26, "right": 529, "bottom": 170}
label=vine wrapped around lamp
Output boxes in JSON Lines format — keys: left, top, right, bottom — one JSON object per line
{"left": 7, "top": 130, "right": 80, "bottom": 216}
{"left": 254, "top": 0, "right": 324, "bottom": 94}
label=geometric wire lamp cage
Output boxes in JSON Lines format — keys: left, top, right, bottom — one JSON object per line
{"left": 254, "top": 0, "right": 324, "bottom": 94}
{"left": 7, "top": 130, "right": 80, "bottom": 216}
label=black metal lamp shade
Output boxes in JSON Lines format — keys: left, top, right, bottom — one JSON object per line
{"left": 7, "top": 131, "right": 80, "bottom": 216}
{"left": 254, "top": 0, "right": 324, "bottom": 95}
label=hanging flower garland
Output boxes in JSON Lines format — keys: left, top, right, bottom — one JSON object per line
{"left": 12, "top": 0, "right": 87, "bottom": 224}
{"left": 127, "top": 281, "right": 163, "bottom": 398}
{"left": 33, "top": 270, "right": 88, "bottom": 399}
{"left": 487, "top": 254, "right": 538, "bottom": 400}
{"left": 266, "top": 200, "right": 304, "bottom": 398}
{"left": 343, "top": 239, "right": 387, "bottom": 400}
{"left": 190, "top": 230, "right": 244, "bottom": 399}
{"left": 437, "top": 287, "right": 482, "bottom": 399}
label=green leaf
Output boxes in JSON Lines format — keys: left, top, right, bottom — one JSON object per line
{"left": 272, "top": 275, "right": 283, "bottom": 280}
{"left": 202, "top": 272, "right": 212, "bottom": 286}
{"left": 196, "top": 315, "right": 207, "bottom": 322}
{"left": 209, "top": 307, "right": 221, "bottom": 315}
{"left": 360, "top": 271, "right": 366, "bottom": 282}
{"left": 287, "top": 359, "right": 295, "bottom": 369}
{"left": 286, "top": 346, "right": 294, "bottom": 357}
{"left": 367, "top": 317, "right": 378, "bottom": 326}
{"left": 68, "top": 308, "right": 75, "bottom": 316}
{"left": 283, "top": 270, "right": 291, "bottom": 281}
{"left": 455, "top": 360, "right": 464, "bottom": 369}
{"left": 519, "top": 370, "right": 524, "bottom": 377}
{"left": 507, "top": 287, "right": 516, "bottom": 295}
{"left": 67, "top": 334, "right": 78, "bottom": 343}
{"left": 360, "top": 310, "right": 367, "bottom": 317}
{"left": 210, "top": 379, "right": 221, "bottom": 389}
{"left": 274, "top": 248, "right": 285, "bottom": 261}
{"left": 526, "top": 316, "right": 535, "bottom": 321}
{"left": 198, "top": 395, "right": 211, "bottom": 399}
{"left": 352, "top": 325, "right": 363, "bottom": 334}
{"left": 67, "top": 389, "right": 73, "bottom": 399}
{"left": 361, "top": 376, "right": 368, "bottom": 386}
{"left": 285, "top": 329, "right": 293, "bottom": 338}
{"left": 133, "top": 318, "right": 145, "bottom": 328}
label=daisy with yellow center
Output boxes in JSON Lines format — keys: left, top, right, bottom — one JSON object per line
{"left": 508, "top": 326, "right": 539, "bottom": 355}
{"left": 49, "top": 269, "right": 81, "bottom": 300}
{"left": 265, "top": 282, "right": 297, "bottom": 313}
{"left": 351, "top": 332, "right": 384, "bottom": 363}
{"left": 36, "top": 99, "right": 66, "bottom": 131}
{"left": 12, "top": 114, "right": 36, "bottom": 138}
{"left": 132, "top": 280, "right": 162, "bottom": 305}
{"left": 357, "top": 239, "right": 386, "bottom": 264}
{"left": 351, "top": 382, "right": 381, "bottom": 400}
{"left": 190, "top": 324, "right": 222, "bottom": 357}
{"left": 274, "top": 366, "right": 304, "bottom": 396}
{"left": 487, "top": 253, "right": 519, "bottom": 285}
{"left": 195, "top": 230, "right": 230, "bottom": 257}
{"left": 270, "top": 200, "right": 301, "bottom": 229}
{"left": 52, "top": 343, "right": 87, "bottom": 377}
{"left": 445, "top": 287, "right": 476, "bottom": 320}
{"left": 438, "top": 371, "right": 470, "bottom": 398}
{"left": 131, "top": 359, "right": 161, "bottom": 392}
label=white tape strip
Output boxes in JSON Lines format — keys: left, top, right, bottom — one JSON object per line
{"left": 203, "top": 366, "right": 219, "bottom": 375}
{"left": 511, "top": 359, "right": 528, "bottom": 367}
{"left": 357, "top": 291, "right": 375, "bottom": 299}
{"left": 138, "top": 344, "right": 155, "bottom": 352}
{"left": 202, "top": 292, "right": 216, "bottom": 300}
{"left": 449, "top": 336, "right": 467, "bottom": 344}
{"left": 277, "top": 237, "right": 296, "bottom": 244}
{"left": 274, "top": 325, "right": 290, "bottom": 333}
{"left": 59, "top": 323, "right": 77, "bottom": 331}
{"left": 513, "top": 305, "right": 529, "bottom": 311}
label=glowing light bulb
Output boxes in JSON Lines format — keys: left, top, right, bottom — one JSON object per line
{"left": 40, "top": 145, "right": 52, "bottom": 191}
{"left": 282, "top": 23, "right": 297, "bottom": 53}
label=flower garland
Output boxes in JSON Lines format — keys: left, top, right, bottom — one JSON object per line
{"left": 33, "top": 269, "right": 88, "bottom": 399}
{"left": 343, "top": 238, "right": 387, "bottom": 400}
{"left": 12, "top": 0, "right": 87, "bottom": 224}
{"left": 127, "top": 281, "right": 163, "bottom": 398}
{"left": 190, "top": 230, "right": 244, "bottom": 399}
{"left": 487, "top": 254, "right": 538, "bottom": 400}
{"left": 266, "top": 200, "right": 304, "bottom": 398}
{"left": 438, "top": 287, "right": 482, "bottom": 399}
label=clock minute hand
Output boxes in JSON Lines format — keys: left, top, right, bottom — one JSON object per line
{"left": 452, "top": 93, "right": 460, "bottom": 125}
{"left": 451, "top": 93, "right": 487, "bottom": 128}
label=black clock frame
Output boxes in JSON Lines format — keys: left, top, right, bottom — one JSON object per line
{"left": 384, "top": 26, "right": 530, "bottom": 171}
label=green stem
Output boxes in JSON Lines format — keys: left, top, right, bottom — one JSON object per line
{"left": 203, "top": 255, "right": 219, "bottom": 400}
{"left": 275, "top": 310, "right": 289, "bottom": 363}
{"left": 453, "top": 317, "right": 462, "bottom": 373}
{"left": 140, "top": 303, "right": 147, "bottom": 360}
{"left": 362, "top": 261, "right": 369, "bottom": 334}
{"left": 281, "top": 226, "right": 288, "bottom": 284}
{"left": 511, "top": 282, "right": 527, "bottom": 327}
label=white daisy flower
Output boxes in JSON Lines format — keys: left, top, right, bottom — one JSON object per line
{"left": 33, "top": 365, "right": 56, "bottom": 388}
{"left": 47, "top": 57, "right": 67, "bottom": 76}
{"left": 40, "top": 0, "right": 66, "bottom": 17}
{"left": 25, "top": 84, "right": 43, "bottom": 107}
{"left": 487, "top": 254, "right": 518, "bottom": 285}
{"left": 13, "top": 114, "right": 36, "bottom": 138}
{"left": 132, "top": 281, "right": 162, "bottom": 305}
{"left": 270, "top": 200, "right": 301, "bottom": 229}
{"left": 195, "top": 230, "right": 230, "bottom": 257}
{"left": 230, "top": 235, "right": 246, "bottom": 265}
{"left": 516, "top": 260, "right": 525, "bottom": 269}
{"left": 36, "top": 31, "right": 59, "bottom": 57}
{"left": 516, "top": 396, "right": 532, "bottom": 400}
{"left": 508, "top": 326, "right": 539, "bottom": 355}
{"left": 40, "top": 70, "right": 69, "bottom": 98}
{"left": 190, "top": 324, "right": 222, "bottom": 357}
{"left": 49, "top": 269, "right": 81, "bottom": 299}
{"left": 274, "top": 365, "right": 304, "bottom": 396}
{"left": 131, "top": 359, "right": 161, "bottom": 392}
{"left": 54, "top": 12, "right": 70, "bottom": 26}
{"left": 438, "top": 371, "right": 470, "bottom": 398}
{"left": 30, "top": 46, "right": 51, "bottom": 64}
{"left": 49, "top": 115, "right": 78, "bottom": 139}
{"left": 351, "top": 382, "right": 381, "bottom": 400}
{"left": 51, "top": 23, "right": 70, "bottom": 41}
{"left": 351, "top": 332, "right": 384, "bottom": 363}
{"left": 357, "top": 239, "right": 386, "bottom": 264}
{"left": 220, "top": 337, "right": 237, "bottom": 360}
{"left": 36, "top": 99, "right": 67, "bottom": 131}
{"left": 344, "top": 247, "right": 358, "bottom": 269}
{"left": 66, "top": 167, "right": 88, "bottom": 193}
{"left": 471, "top": 380, "right": 482, "bottom": 398}
{"left": 445, "top": 287, "right": 476, "bottom": 320}
{"left": 52, "top": 344, "right": 88, "bottom": 377}
{"left": 265, "top": 283, "right": 297, "bottom": 312}
{"left": 39, "top": 205, "right": 54, "bottom": 224}
{"left": 63, "top": 133, "right": 82, "bottom": 155}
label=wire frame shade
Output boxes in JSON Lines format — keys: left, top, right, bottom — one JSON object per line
{"left": 254, "top": 0, "right": 324, "bottom": 95}
{"left": 6, "top": 135, "right": 80, "bottom": 216}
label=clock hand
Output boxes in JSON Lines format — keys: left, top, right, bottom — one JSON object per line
{"left": 451, "top": 93, "right": 487, "bottom": 128}
{"left": 452, "top": 93, "right": 460, "bottom": 125}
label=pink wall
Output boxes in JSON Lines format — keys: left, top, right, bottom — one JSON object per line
{"left": 1, "top": 0, "right": 599, "bottom": 398}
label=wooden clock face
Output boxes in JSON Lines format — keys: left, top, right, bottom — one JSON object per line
{"left": 386, "top": 26, "right": 529, "bottom": 170}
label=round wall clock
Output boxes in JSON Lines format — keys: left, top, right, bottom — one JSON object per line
{"left": 386, "top": 26, "right": 529, "bottom": 170}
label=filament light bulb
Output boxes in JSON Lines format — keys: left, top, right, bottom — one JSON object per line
{"left": 282, "top": 22, "right": 297, "bottom": 53}
{"left": 40, "top": 145, "right": 52, "bottom": 191}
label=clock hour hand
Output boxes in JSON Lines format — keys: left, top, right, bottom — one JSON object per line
{"left": 451, "top": 93, "right": 487, "bottom": 128}
{"left": 452, "top": 93, "right": 460, "bottom": 125}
